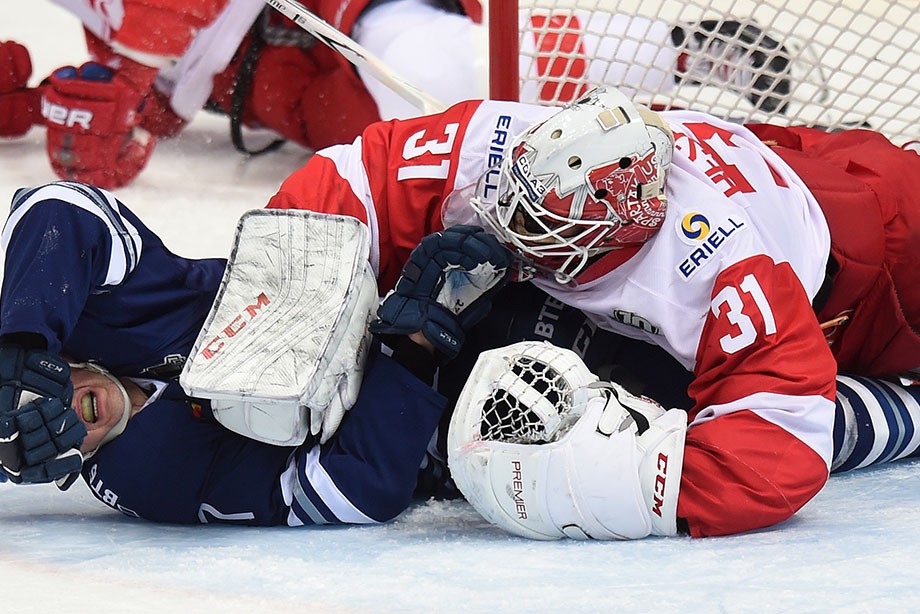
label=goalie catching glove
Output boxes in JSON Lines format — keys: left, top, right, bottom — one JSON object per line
{"left": 448, "top": 341, "right": 687, "bottom": 540}
{"left": 371, "top": 225, "right": 513, "bottom": 361}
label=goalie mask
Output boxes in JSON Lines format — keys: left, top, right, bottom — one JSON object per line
{"left": 470, "top": 87, "right": 674, "bottom": 282}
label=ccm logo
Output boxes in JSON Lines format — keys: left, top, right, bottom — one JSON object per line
{"left": 42, "top": 99, "right": 93, "bottom": 130}
{"left": 651, "top": 452, "right": 670, "bottom": 518}
{"left": 39, "top": 359, "right": 65, "bottom": 374}
{"left": 200, "top": 292, "right": 271, "bottom": 359}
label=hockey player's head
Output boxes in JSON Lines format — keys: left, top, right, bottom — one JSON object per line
{"left": 472, "top": 87, "right": 674, "bottom": 282}
{"left": 70, "top": 362, "right": 139, "bottom": 457}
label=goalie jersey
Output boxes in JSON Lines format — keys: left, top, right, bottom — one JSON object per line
{"left": 0, "top": 182, "right": 446, "bottom": 525}
{"left": 267, "top": 99, "right": 841, "bottom": 537}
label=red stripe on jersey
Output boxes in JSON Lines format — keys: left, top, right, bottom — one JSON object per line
{"left": 357, "top": 102, "right": 482, "bottom": 289}
{"left": 690, "top": 255, "right": 837, "bottom": 415}
{"left": 267, "top": 154, "right": 371, "bottom": 223}
{"left": 679, "top": 410, "right": 829, "bottom": 537}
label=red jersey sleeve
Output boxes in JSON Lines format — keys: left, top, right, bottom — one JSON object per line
{"left": 267, "top": 101, "right": 485, "bottom": 290}
{"left": 679, "top": 255, "right": 838, "bottom": 536}
{"left": 117, "top": 0, "right": 227, "bottom": 57}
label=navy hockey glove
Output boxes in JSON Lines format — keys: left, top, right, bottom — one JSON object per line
{"left": 371, "top": 226, "right": 513, "bottom": 360}
{"left": 0, "top": 345, "right": 85, "bottom": 484}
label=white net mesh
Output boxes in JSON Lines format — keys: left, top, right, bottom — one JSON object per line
{"left": 501, "top": 0, "right": 919, "bottom": 145}
{"left": 479, "top": 354, "right": 580, "bottom": 444}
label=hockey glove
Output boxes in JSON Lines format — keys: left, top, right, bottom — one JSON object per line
{"left": 0, "top": 345, "right": 85, "bottom": 485}
{"left": 0, "top": 40, "right": 41, "bottom": 138}
{"left": 41, "top": 62, "right": 157, "bottom": 189}
{"left": 371, "top": 225, "right": 513, "bottom": 361}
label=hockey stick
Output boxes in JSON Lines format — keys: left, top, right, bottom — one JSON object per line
{"left": 263, "top": 0, "right": 447, "bottom": 115}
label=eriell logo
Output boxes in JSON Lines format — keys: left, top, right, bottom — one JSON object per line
{"left": 480, "top": 115, "right": 513, "bottom": 200}
{"left": 676, "top": 212, "right": 745, "bottom": 279}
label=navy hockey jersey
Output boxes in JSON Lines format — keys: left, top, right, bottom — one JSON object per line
{"left": 1, "top": 182, "right": 447, "bottom": 525}
{"left": 1, "top": 182, "right": 225, "bottom": 378}
{"left": 85, "top": 352, "right": 446, "bottom": 525}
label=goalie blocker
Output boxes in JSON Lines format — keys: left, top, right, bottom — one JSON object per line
{"left": 448, "top": 341, "right": 687, "bottom": 540}
{"left": 180, "top": 209, "right": 378, "bottom": 446}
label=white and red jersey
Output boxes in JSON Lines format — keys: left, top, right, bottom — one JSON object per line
{"left": 51, "top": 0, "right": 262, "bottom": 118}
{"left": 269, "top": 98, "right": 840, "bottom": 537}
{"left": 49, "top": 1, "right": 483, "bottom": 120}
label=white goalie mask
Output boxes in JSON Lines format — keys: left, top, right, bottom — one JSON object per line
{"left": 470, "top": 87, "right": 674, "bottom": 282}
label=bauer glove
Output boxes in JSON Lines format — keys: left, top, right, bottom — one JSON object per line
{"left": 41, "top": 61, "right": 158, "bottom": 189}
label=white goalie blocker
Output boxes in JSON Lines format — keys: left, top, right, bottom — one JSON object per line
{"left": 180, "top": 209, "right": 378, "bottom": 446}
{"left": 448, "top": 341, "right": 688, "bottom": 541}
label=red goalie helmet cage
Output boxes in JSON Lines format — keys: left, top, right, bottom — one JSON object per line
{"left": 488, "top": 1, "right": 920, "bottom": 147}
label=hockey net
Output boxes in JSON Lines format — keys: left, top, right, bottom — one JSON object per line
{"left": 489, "top": 0, "right": 919, "bottom": 146}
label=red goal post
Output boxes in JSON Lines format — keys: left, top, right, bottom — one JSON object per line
{"left": 488, "top": 0, "right": 919, "bottom": 146}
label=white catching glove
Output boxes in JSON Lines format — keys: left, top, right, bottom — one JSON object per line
{"left": 448, "top": 341, "right": 687, "bottom": 540}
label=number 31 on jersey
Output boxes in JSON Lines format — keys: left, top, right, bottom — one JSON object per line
{"left": 397, "top": 123, "right": 460, "bottom": 181}
{"left": 711, "top": 272, "right": 777, "bottom": 354}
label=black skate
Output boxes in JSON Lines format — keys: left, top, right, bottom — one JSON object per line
{"left": 671, "top": 20, "right": 792, "bottom": 113}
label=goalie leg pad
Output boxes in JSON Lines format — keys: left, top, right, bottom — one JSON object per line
{"left": 180, "top": 210, "right": 378, "bottom": 446}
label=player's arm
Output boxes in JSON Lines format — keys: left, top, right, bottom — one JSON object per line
{"left": 265, "top": 100, "right": 486, "bottom": 216}
{"left": 115, "top": 0, "right": 225, "bottom": 57}
{"left": 1, "top": 183, "right": 143, "bottom": 352}
{"left": 678, "top": 255, "right": 837, "bottom": 537}
{"left": 282, "top": 225, "right": 513, "bottom": 524}
{"left": 0, "top": 182, "right": 144, "bottom": 486}
{"left": 39, "top": 0, "right": 222, "bottom": 188}
{"left": 280, "top": 348, "right": 448, "bottom": 524}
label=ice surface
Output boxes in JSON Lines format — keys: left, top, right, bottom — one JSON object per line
{"left": 2, "top": 3, "right": 918, "bottom": 612}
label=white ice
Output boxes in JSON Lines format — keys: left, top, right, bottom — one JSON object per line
{"left": 1, "top": 3, "right": 919, "bottom": 613}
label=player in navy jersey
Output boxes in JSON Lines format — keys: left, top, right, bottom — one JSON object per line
{"left": 0, "top": 178, "right": 697, "bottom": 525}
{"left": 0, "top": 180, "right": 465, "bottom": 525}
{"left": 0, "top": 178, "right": 652, "bottom": 524}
